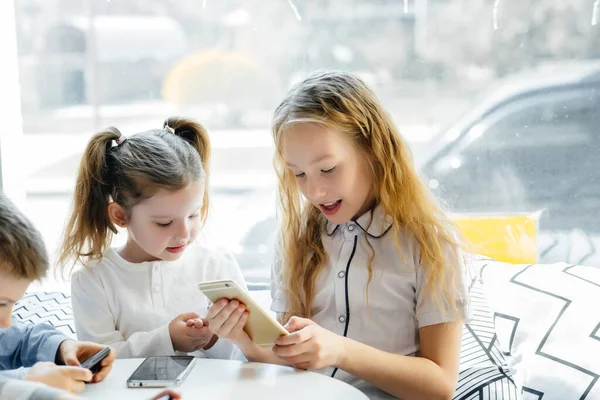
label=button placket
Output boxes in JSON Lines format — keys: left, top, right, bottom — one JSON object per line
{"left": 150, "top": 263, "right": 164, "bottom": 307}
{"left": 334, "top": 234, "right": 355, "bottom": 334}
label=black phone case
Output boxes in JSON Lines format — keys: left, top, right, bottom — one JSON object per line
{"left": 80, "top": 347, "right": 110, "bottom": 374}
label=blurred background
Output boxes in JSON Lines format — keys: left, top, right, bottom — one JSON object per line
{"left": 2, "top": 0, "right": 600, "bottom": 288}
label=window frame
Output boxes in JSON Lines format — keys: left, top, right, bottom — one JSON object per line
{"left": 0, "top": 0, "right": 27, "bottom": 203}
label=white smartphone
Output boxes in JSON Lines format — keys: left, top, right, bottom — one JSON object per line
{"left": 126, "top": 356, "right": 195, "bottom": 388}
{"left": 198, "top": 279, "right": 289, "bottom": 347}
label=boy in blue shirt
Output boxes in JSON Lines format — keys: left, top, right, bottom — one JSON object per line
{"left": 0, "top": 192, "right": 116, "bottom": 398}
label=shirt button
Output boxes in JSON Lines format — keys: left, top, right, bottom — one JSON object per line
{"left": 153, "top": 286, "right": 160, "bottom": 292}
{"left": 338, "top": 271, "right": 346, "bottom": 279}
{"left": 347, "top": 224, "right": 355, "bottom": 232}
{"left": 338, "top": 314, "right": 347, "bottom": 323}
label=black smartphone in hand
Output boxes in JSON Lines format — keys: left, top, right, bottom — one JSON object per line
{"left": 80, "top": 346, "right": 111, "bottom": 374}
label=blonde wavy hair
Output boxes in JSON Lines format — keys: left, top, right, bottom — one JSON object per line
{"left": 272, "top": 71, "right": 463, "bottom": 324}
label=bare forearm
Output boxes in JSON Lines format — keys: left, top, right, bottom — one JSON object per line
{"left": 241, "top": 342, "right": 289, "bottom": 366}
{"left": 339, "top": 338, "right": 456, "bottom": 400}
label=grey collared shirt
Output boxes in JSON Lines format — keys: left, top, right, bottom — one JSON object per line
{"left": 271, "top": 205, "right": 471, "bottom": 399}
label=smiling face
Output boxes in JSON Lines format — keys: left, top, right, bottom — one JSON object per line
{"left": 109, "top": 180, "right": 205, "bottom": 263}
{"left": 282, "top": 122, "right": 375, "bottom": 225}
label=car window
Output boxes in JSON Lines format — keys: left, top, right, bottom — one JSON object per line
{"left": 429, "top": 89, "right": 600, "bottom": 232}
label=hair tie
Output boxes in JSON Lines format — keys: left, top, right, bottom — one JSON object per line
{"left": 116, "top": 135, "right": 127, "bottom": 145}
{"left": 164, "top": 124, "right": 175, "bottom": 134}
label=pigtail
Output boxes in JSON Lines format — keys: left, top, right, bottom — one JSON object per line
{"left": 58, "top": 128, "right": 122, "bottom": 275}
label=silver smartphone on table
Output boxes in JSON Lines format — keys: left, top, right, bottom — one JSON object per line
{"left": 126, "top": 356, "right": 195, "bottom": 388}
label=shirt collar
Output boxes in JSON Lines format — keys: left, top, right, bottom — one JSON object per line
{"left": 325, "top": 203, "right": 393, "bottom": 238}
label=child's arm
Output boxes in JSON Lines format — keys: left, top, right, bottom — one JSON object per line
{"left": 336, "top": 322, "right": 462, "bottom": 400}
{"left": 71, "top": 271, "right": 174, "bottom": 359}
{"left": 239, "top": 341, "right": 288, "bottom": 365}
{"left": 0, "top": 319, "right": 69, "bottom": 370}
{"left": 0, "top": 372, "right": 75, "bottom": 400}
{"left": 274, "top": 317, "right": 462, "bottom": 400}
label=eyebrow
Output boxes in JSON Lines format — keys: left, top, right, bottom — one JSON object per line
{"left": 0, "top": 298, "right": 16, "bottom": 303}
{"left": 150, "top": 206, "right": 203, "bottom": 219}
{"left": 286, "top": 154, "right": 335, "bottom": 168}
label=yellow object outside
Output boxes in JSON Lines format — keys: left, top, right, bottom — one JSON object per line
{"left": 452, "top": 214, "right": 539, "bottom": 264}
{"left": 162, "top": 50, "right": 263, "bottom": 106}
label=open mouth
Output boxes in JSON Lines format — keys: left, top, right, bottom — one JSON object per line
{"left": 319, "top": 200, "right": 342, "bottom": 216}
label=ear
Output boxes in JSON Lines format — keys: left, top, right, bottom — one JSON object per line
{"left": 107, "top": 202, "right": 128, "bottom": 228}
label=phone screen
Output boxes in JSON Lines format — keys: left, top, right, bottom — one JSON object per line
{"left": 128, "top": 356, "right": 194, "bottom": 381}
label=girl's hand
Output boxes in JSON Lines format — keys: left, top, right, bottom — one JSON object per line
{"left": 169, "top": 312, "right": 215, "bottom": 352}
{"left": 185, "top": 318, "right": 206, "bottom": 329}
{"left": 273, "top": 317, "right": 346, "bottom": 370}
{"left": 205, "top": 299, "right": 251, "bottom": 348}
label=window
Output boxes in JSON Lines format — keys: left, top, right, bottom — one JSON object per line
{"left": 427, "top": 89, "right": 600, "bottom": 231}
{"left": 3, "top": 0, "right": 600, "bottom": 290}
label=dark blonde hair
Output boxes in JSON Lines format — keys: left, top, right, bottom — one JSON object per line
{"left": 272, "top": 71, "right": 462, "bottom": 324}
{"left": 58, "top": 117, "right": 210, "bottom": 273}
{"left": 0, "top": 193, "right": 49, "bottom": 280}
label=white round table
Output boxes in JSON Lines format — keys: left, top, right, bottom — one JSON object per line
{"left": 82, "top": 358, "right": 369, "bottom": 399}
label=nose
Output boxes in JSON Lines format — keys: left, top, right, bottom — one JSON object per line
{"left": 174, "top": 220, "right": 190, "bottom": 241}
{"left": 305, "top": 176, "right": 327, "bottom": 202}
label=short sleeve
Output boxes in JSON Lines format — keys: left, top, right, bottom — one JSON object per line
{"left": 415, "top": 242, "right": 472, "bottom": 328}
{"left": 270, "top": 236, "right": 288, "bottom": 313}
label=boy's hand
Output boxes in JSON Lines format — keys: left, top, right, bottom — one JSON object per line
{"left": 58, "top": 340, "right": 116, "bottom": 383}
{"left": 169, "top": 312, "right": 216, "bottom": 352}
{"left": 25, "top": 362, "right": 92, "bottom": 393}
